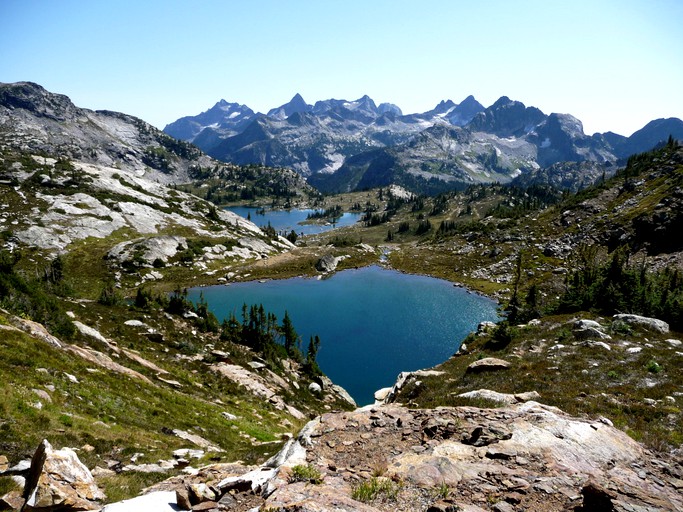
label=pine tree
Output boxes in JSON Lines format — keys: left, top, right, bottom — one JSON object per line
{"left": 281, "top": 311, "right": 300, "bottom": 358}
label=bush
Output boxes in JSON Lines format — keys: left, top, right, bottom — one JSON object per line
{"left": 289, "top": 464, "right": 323, "bottom": 484}
{"left": 646, "top": 360, "right": 662, "bottom": 374}
{"left": 351, "top": 477, "right": 400, "bottom": 503}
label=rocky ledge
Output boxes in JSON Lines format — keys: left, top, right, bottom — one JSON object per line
{"left": 21, "top": 401, "right": 679, "bottom": 512}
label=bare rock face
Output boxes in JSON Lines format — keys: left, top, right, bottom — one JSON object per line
{"left": 258, "top": 402, "right": 683, "bottom": 511}
{"left": 23, "top": 439, "right": 105, "bottom": 511}
{"left": 98, "top": 402, "right": 683, "bottom": 511}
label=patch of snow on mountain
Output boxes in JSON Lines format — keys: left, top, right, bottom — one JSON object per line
{"left": 319, "top": 153, "right": 345, "bottom": 174}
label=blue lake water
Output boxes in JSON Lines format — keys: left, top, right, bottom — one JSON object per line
{"left": 188, "top": 266, "right": 499, "bottom": 405}
{"left": 226, "top": 206, "right": 361, "bottom": 236}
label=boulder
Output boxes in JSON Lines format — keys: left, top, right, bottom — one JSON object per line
{"left": 574, "top": 319, "right": 603, "bottom": 330}
{"left": 315, "top": 254, "right": 340, "bottom": 272}
{"left": 572, "top": 319, "right": 611, "bottom": 340}
{"left": 23, "top": 439, "right": 105, "bottom": 511}
{"left": 466, "top": 357, "right": 511, "bottom": 373}
{"left": 613, "top": 314, "right": 669, "bottom": 334}
{"left": 308, "top": 382, "right": 322, "bottom": 394}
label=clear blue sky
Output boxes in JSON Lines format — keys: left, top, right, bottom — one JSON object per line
{"left": 1, "top": 0, "right": 682, "bottom": 136}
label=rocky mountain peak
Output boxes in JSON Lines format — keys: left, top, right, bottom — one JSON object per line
{"left": 448, "top": 94, "right": 485, "bottom": 126}
{"left": 431, "top": 99, "right": 456, "bottom": 114}
{"left": 0, "top": 81, "right": 79, "bottom": 122}
{"left": 378, "top": 102, "right": 402, "bottom": 116}
{"left": 266, "top": 93, "right": 312, "bottom": 120}
{"left": 470, "top": 96, "right": 546, "bottom": 137}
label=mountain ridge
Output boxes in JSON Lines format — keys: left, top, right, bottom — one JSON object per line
{"left": 165, "top": 92, "right": 683, "bottom": 194}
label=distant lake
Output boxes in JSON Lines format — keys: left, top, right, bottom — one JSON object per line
{"left": 188, "top": 266, "right": 499, "bottom": 405}
{"left": 226, "top": 206, "right": 362, "bottom": 236}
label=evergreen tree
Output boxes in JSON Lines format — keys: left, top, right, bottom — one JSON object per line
{"left": 305, "top": 335, "right": 322, "bottom": 376}
{"left": 281, "top": 311, "right": 300, "bottom": 357}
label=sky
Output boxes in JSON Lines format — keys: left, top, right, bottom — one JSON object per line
{"left": 1, "top": 0, "right": 682, "bottom": 136}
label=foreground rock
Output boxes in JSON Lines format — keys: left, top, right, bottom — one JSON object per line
{"left": 100, "top": 402, "right": 683, "bottom": 511}
{"left": 22, "top": 439, "right": 105, "bottom": 511}
{"left": 260, "top": 402, "right": 682, "bottom": 511}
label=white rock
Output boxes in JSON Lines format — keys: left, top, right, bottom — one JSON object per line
{"left": 101, "top": 490, "right": 177, "bottom": 511}
{"left": 124, "top": 320, "right": 147, "bottom": 327}
{"left": 613, "top": 314, "right": 669, "bottom": 334}
{"left": 64, "top": 372, "right": 79, "bottom": 384}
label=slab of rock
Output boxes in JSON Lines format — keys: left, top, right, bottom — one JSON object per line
{"left": 466, "top": 357, "right": 511, "bottom": 373}
{"left": 63, "top": 345, "right": 151, "bottom": 384}
{"left": 122, "top": 348, "right": 169, "bottom": 374}
{"left": 23, "top": 439, "right": 105, "bottom": 510}
{"left": 457, "top": 389, "right": 540, "bottom": 405}
{"left": 170, "top": 430, "right": 220, "bottom": 452}
{"left": 613, "top": 314, "right": 669, "bottom": 333}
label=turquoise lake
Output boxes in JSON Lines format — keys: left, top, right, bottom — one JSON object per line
{"left": 188, "top": 266, "right": 499, "bottom": 405}
{"left": 226, "top": 206, "right": 362, "bottom": 236}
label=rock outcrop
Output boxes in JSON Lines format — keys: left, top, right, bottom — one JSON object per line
{"left": 22, "top": 439, "right": 105, "bottom": 511}
{"left": 98, "top": 402, "right": 683, "bottom": 511}
{"left": 260, "top": 402, "right": 682, "bottom": 511}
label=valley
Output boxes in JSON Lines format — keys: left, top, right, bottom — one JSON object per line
{"left": 0, "top": 82, "right": 682, "bottom": 511}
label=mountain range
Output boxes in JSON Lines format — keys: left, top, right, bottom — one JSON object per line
{"left": 165, "top": 93, "right": 683, "bottom": 194}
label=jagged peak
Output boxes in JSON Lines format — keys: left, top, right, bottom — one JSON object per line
{"left": 489, "top": 96, "right": 517, "bottom": 109}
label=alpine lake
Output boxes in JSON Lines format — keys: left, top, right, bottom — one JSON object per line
{"left": 188, "top": 207, "right": 500, "bottom": 405}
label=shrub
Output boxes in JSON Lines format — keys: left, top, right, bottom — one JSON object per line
{"left": 289, "top": 464, "right": 323, "bottom": 484}
{"left": 351, "top": 477, "right": 400, "bottom": 503}
{"left": 646, "top": 360, "right": 662, "bottom": 374}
